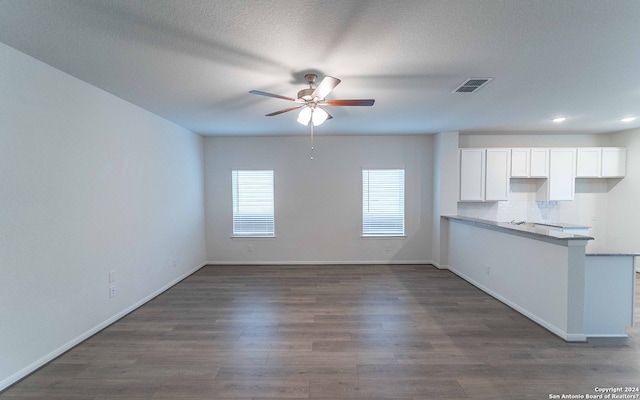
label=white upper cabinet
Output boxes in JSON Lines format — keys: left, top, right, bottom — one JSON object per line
{"left": 546, "top": 148, "right": 576, "bottom": 201}
{"left": 459, "top": 149, "right": 486, "bottom": 201}
{"left": 576, "top": 148, "right": 602, "bottom": 177}
{"left": 576, "top": 147, "right": 626, "bottom": 178}
{"left": 536, "top": 148, "right": 576, "bottom": 201}
{"left": 510, "top": 148, "right": 530, "bottom": 177}
{"left": 530, "top": 148, "right": 550, "bottom": 178}
{"left": 601, "top": 147, "right": 626, "bottom": 177}
{"left": 485, "top": 149, "right": 511, "bottom": 201}
{"left": 511, "top": 148, "right": 549, "bottom": 178}
{"left": 459, "top": 148, "right": 509, "bottom": 202}
{"left": 460, "top": 146, "right": 624, "bottom": 203}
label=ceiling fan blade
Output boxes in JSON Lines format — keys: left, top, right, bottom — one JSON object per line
{"left": 311, "top": 76, "right": 341, "bottom": 100}
{"left": 249, "top": 90, "right": 296, "bottom": 102}
{"left": 265, "top": 105, "right": 303, "bottom": 116}
{"left": 324, "top": 99, "right": 375, "bottom": 106}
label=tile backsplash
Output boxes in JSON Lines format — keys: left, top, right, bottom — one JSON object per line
{"left": 457, "top": 200, "right": 558, "bottom": 224}
{"left": 455, "top": 179, "right": 609, "bottom": 252}
{"left": 457, "top": 179, "right": 560, "bottom": 223}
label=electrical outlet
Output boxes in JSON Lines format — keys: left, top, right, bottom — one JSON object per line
{"left": 248, "top": 245, "right": 253, "bottom": 252}
{"left": 385, "top": 244, "right": 390, "bottom": 252}
{"left": 109, "top": 285, "right": 116, "bottom": 298}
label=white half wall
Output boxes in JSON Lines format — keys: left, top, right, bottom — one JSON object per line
{"left": 204, "top": 135, "right": 434, "bottom": 264}
{"left": 0, "top": 43, "right": 206, "bottom": 390}
{"left": 446, "top": 218, "right": 588, "bottom": 341}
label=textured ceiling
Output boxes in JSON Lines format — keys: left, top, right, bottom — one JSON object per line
{"left": 1, "top": 0, "right": 640, "bottom": 136}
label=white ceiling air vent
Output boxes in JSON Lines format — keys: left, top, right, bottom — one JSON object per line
{"left": 453, "top": 78, "right": 493, "bottom": 93}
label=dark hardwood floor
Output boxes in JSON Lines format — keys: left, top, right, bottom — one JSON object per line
{"left": 2, "top": 264, "right": 639, "bottom": 399}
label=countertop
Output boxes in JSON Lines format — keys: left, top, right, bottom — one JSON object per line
{"left": 533, "top": 222, "right": 590, "bottom": 229}
{"left": 442, "top": 215, "right": 595, "bottom": 242}
{"left": 586, "top": 252, "right": 640, "bottom": 257}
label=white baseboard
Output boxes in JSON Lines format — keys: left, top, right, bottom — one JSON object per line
{"left": 205, "top": 260, "right": 435, "bottom": 266}
{"left": 430, "top": 261, "right": 450, "bottom": 270}
{"left": 448, "top": 265, "right": 586, "bottom": 342}
{"left": 0, "top": 262, "right": 207, "bottom": 393}
{"left": 583, "top": 333, "right": 629, "bottom": 338}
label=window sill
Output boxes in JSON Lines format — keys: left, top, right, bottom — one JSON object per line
{"left": 231, "top": 235, "right": 276, "bottom": 239}
{"left": 361, "top": 235, "right": 407, "bottom": 239}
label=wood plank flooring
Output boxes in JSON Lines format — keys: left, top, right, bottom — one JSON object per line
{"left": 2, "top": 264, "right": 639, "bottom": 399}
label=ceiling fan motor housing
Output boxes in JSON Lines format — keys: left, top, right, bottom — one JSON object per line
{"left": 297, "top": 88, "right": 315, "bottom": 102}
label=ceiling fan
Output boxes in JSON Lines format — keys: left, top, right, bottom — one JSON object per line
{"left": 249, "top": 73, "right": 375, "bottom": 126}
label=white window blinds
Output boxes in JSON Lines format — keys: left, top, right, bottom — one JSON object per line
{"left": 362, "top": 169, "right": 405, "bottom": 236}
{"left": 232, "top": 170, "right": 274, "bottom": 236}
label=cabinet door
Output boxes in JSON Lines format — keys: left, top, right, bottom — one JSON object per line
{"left": 549, "top": 149, "right": 575, "bottom": 201}
{"left": 459, "top": 149, "right": 485, "bottom": 201}
{"left": 530, "top": 148, "right": 549, "bottom": 178}
{"left": 510, "top": 148, "right": 530, "bottom": 177}
{"left": 576, "top": 148, "right": 602, "bottom": 178}
{"left": 485, "top": 149, "right": 510, "bottom": 201}
{"left": 601, "top": 147, "right": 626, "bottom": 177}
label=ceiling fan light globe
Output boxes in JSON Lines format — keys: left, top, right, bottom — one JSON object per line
{"left": 297, "top": 107, "right": 312, "bottom": 125}
{"left": 312, "top": 107, "right": 329, "bottom": 126}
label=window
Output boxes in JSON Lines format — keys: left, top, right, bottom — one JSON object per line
{"left": 232, "top": 170, "right": 274, "bottom": 237}
{"left": 362, "top": 169, "right": 405, "bottom": 236}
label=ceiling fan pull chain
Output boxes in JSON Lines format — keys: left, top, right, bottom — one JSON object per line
{"left": 310, "top": 121, "right": 314, "bottom": 160}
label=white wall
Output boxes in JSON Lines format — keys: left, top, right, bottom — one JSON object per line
{"left": 459, "top": 133, "right": 611, "bottom": 148}
{"left": 457, "top": 133, "right": 614, "bottom": 251}
{"left": 204, "top": 135, "right": 434, "bottom": 264}
{"left": 608, "top": 129, "right": 640, "bottom": 257}
{"left": 431, "top": 132, "right": 459, "bottom": 267}
{"left": 0, "top": 43, "right": 206, "bottom": 389}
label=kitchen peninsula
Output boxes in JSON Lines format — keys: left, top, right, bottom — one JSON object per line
{"left": 442, "top": 215, "right": 635, "bottom": 342}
